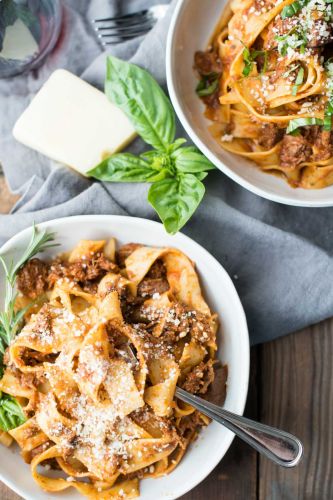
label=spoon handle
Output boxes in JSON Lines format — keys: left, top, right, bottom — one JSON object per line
{"left": 175, "top": 387, "right": 303, "bottom": 467}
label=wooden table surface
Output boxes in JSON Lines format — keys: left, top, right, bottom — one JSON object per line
{"left": 0, "top": 174, "right": 332, "bottom": 500}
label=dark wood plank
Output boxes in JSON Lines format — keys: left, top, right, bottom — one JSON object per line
{"left": 181, "top": 348, "right": 258, "bottom": 500}
{"left": 0, "top": 486, "right": 20, "bottom": 500}
{"left": 259, "top": 318, "right": 333, "bottom": 500}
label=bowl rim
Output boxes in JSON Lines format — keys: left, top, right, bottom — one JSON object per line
{"left": 0, "top": 214, "right": 250, "bottom": 500}
{"left": 166, "top": 0, "right": 333, "bottom": 207}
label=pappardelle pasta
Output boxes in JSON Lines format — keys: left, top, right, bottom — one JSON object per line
{"left": 0, "top": 237, "right": 225, "bottom": 499}
{"left": 195, "top": 0, "right": 333, "bottom": 188}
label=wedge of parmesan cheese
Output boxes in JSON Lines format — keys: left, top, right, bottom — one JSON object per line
{"left": 13, "top": 69, "right": 136, "bottom": 175}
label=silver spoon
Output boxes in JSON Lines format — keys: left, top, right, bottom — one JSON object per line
{"left": 175, "top": 387, "right": 303, "bottom": 467}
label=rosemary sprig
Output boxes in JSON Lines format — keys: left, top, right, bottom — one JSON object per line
{"left": 0, "top": 224, "right": 58, "bottom": 431}
{"left": 0, "top": 224, "right": 57, "bottom": 350}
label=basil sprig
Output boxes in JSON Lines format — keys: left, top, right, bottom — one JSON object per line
{"left": 88, "top": 56, "right": 215, "bottom": 234}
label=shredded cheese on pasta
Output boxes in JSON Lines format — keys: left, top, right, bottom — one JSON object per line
{"left": 0, "top": 239, "right": 222, "bottom": 499}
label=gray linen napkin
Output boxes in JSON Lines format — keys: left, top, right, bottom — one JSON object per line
{"left": 1, "top": 0, "right": 333, "bottom": 345}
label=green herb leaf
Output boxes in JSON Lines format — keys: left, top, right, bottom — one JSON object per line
{"left": 0, "top": 393, "right": 26, "bottom": 432}
{"left": 281, "top": 1, "right": 301, "bottom": 18}
{"left": 291, "top": 66, "right": 304, "bottom": 95}
{"left": 275, "top": 25, "right": 307, "bottom": 55}
{"left": 286, "top": 117, "right": 324, "bottom": 134}
{"left": 196, "top": 73, "right": 220, "bottom": 96}
{"left": 173, "top": 149, "right": 215, "bottom": 173}
{"left": 168, "top": 138, "right": 188, "bottom": 153}
{"left": 88, "top": 153, "right": 169, "bottom": 183}
{"left": 148, "top": 174, "right": 205, "bottom": 234}
{"left": 194, "top": 172, "right": 209, "bottom": 181}
{"left": 105, "top": 56, "right": 175, "bottom": 151}
{"left": 242, "top": 46, "right": 268, "bottom": 76}
{"left": 281, "top": 0, "right": 309, "bottom": 18}
{"left": 242, "top": 46, "right": 253, "bottom": 76}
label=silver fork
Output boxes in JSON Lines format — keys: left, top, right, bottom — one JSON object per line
{"left": 176, "top": 387, "right": 303, "bottom": 468}
{"left": 125, "top": 344, "right": 303, "bottom": 467}
{"left": 92, "top": 4, "right": 169, "bottom": 46}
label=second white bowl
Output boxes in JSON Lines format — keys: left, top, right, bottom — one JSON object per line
{"left": 166, "top": 0, "right": 333, "bottom": 207}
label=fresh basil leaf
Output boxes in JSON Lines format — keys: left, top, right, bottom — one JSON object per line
{"left": 140, "top": 150, "right": 162, "bottom": 162}
{"left": 169, "top": 137, "right": 187, "bottom": 156}
{"left": 105, "top": 56, "right": 176, "bottom": 151}
{"left": 286, "top": 117, "right": 324, "bottom": 134}
{"left": 148, "top": 174, "right": 205, "bottom": 234}
{"left": 0, "top": 393, "right": 26, "bottom": 432}
{"left": 242, "top": 46, "right": 268, "bottom": 76}
{"left": 195, "top": 172, "right": 208, "bottom": 181}
{"left": 241, "top": 45, "right": 252, "bottom": 77}
{"left": 168, "top": 138, "right": 187, "bottom": 153}
{"left": 281, "top": 0, "right": 308, "bottom": 18}
{"left": 174, "top": 149, "right": 215, "bottom": 173}
{"left": 291, "top": 66, "right": 304, "bottom": 96}
{"left": 88, "top": 153, "right": 168, "bottom": 183}
{"left": 171, "top": 145, "right": 198, "bottom": 159}
{"left": 196, "top": 72, "right": 220, "bottom": 97}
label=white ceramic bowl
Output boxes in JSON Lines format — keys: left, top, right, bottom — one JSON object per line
{"left": 166, "top": 0, "right": 333, "bottom": 207}
{"left": 0, "top": 215, "right": 249, "bottom": 500}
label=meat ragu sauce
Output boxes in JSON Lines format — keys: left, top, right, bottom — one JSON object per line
{"left": 194, "top": 0, "right": 333, "bottom": 189}
{"left": 16, "top": 243, "right": 226, "bottom": 401}
{"left": 195, "top": 49, "right": 333, "bottom": 175}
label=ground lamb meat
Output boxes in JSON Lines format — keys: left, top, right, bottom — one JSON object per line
{"left": 152, "top": 303, "right": 213, "bottom": 344}
{"left": 23, "top": 441, "right": 53, "bottom": 464}
{"left": 48, "top": 253, "right": 118, "bottom": 291}
{"left": 137, "top": 278, "right": 170, "bottom": 297}
{"left": 116, "top": 243, "right": 142, "bottom": 267}
{"left": 312, "top": 130, "right": 333, "bottom": 161}
{"left": 258, "top": 123, "right": 284, "bottom": 149}
{"left": 279, "top": 134, "right": 312, "bottom": 168}
{"left": 194, "top": 50, "right": 221, "bottom": 76}
{"left": 137, "top": 259, "right": 170, "bottom": 298}
{"left": 17, "top": 258, "right": 49, "bottom": 299}
{"left": 177, "top": 411, "right": 205, "bottom": 436}
{"left": 69, "top": 253, "right": 118, "bottom": 281}
{"left": 190, "top": 312, "right": 215, "bottom": 344}
{"left": 181, "top": 360, "right": 215, "bottom": 394}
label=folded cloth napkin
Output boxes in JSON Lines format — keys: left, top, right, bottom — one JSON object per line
{"left": 1, "top": 0, "right": 333, "bottom": 345}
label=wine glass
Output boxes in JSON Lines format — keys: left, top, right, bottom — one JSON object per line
{"left": 0, "top": 0, "right": 62, "bottom": 78}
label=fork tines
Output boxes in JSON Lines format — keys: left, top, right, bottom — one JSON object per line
{"left": 92, "top": 4, "right": 168, "bottom": 45}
